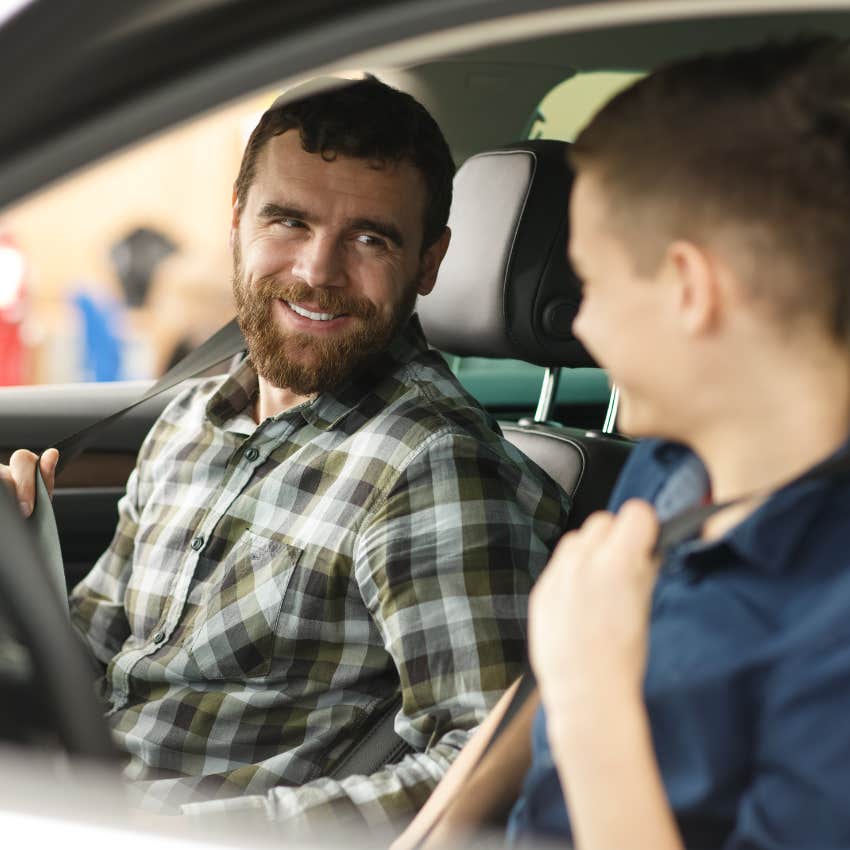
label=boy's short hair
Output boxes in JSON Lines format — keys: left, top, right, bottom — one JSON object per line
{"left": 235, "top": 77, "right": 455, "bottom": 251}
{"left": 571, "top": 37, "right": 850, "bottom": 342}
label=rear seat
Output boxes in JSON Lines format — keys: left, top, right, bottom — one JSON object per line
{"left": 419, "top": 139, "right": 632, "bottom": 528}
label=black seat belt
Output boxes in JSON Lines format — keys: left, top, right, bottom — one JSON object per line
{"left": 52, "top": 318, "right": 246, "bottom": 477}
{"left": 414, "top": 446, "right": 850, "bottom": 847}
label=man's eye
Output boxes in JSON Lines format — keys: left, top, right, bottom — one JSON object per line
{"left": 355, "top": 233, "right": 387, "bottom": 249}
{"left": 280, "top": 218, "right": 305, "bottom": 229}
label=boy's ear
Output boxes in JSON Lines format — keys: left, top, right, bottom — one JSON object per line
{"left": 667, "top": 239, "right": 722, "bottom": 335}
{"left": 416, "top": 227, "right": 451, "bottom": 297}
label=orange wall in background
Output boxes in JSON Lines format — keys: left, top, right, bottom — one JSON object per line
{"left": 1, "top": 90, "right": 277, "bottom": 383}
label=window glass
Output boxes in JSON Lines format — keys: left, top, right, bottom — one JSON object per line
{"left": 0, "top": 89, "right": 278, "bottom": 385}
{"left": 527, "top": 71, "right": 644, "bottom": 141}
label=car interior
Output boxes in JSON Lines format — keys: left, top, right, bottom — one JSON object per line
{"left": 5, "top": 4, "right": 849, "bottom": 592}
{"left": 0, "top": 130, "right": 634, "bottom": 776}
{"left": 2, "top": 0, "right": 850, "bottom": 834}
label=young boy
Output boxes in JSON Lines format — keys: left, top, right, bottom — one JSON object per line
{"left": 398, "top": 36, "right": 850, "bottom": 850}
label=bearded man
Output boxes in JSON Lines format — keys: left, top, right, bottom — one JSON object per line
{"left": 1, "top": 78, "right": 568, "bottom": 833}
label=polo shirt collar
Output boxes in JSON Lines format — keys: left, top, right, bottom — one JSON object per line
{"left": 720, "top": 466, "right": 837, "bottom": 575}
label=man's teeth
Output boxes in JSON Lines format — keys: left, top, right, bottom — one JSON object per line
{"left": 287, "top": 302, "right": 340, "bottom": 322}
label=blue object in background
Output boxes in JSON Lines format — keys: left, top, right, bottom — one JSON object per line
{"left": 73, "top": 291, "right": 123, "bottom": 382}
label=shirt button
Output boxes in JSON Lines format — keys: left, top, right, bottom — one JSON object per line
{"left": 152, "top": 631, "right": 165, "bottom": 644}
{"left": 244, "top": 447, "right": 259, "bottom": 461}
{"left": 191, "top": 535, "right": 205, "bottom": 551}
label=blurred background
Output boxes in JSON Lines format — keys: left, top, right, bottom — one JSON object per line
{"left": 0, "top": 88, "right": 276, "bottom": 385}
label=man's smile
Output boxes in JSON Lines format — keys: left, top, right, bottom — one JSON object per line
{"left": 285, "top": 301, "right": 344, "bottom": 322}
{"left": 275, "top": 298, "right": 353, "bottom": 331}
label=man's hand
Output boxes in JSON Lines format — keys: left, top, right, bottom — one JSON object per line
{"left": 528, "top": 499, "right": 661, "bottom": 711}
{"left": 0, "top": 448, "right": 59, "bottom": 517}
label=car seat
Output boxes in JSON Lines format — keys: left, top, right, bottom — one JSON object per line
{"left": 419, "top": 139, "right": 633, "bottom": 529}
{"left": 332, "top": 140, "right": 634, "bottom": 781}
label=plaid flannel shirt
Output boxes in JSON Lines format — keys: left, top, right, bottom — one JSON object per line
{"left": 69, "top": 317, "right": 569, "bottom": 832}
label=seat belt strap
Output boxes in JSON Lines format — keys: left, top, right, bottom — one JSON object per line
{"left": 654, "top": 447, "right": 850, "bottom": 555}
{"left": 30, "top": 317, "right": 245, "bottom": 610}
{"left": 32, "top": 473, "right": 66, "bottom": 607}
{"left": 52, "top": 318, "right": 246, "bottom": 476}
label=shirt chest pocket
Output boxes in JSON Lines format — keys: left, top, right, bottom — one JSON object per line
{"left": 188, "top": 531, "right": 301, "bottom": 680}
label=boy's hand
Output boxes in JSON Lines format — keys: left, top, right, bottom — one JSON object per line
{"left": 529, "top": 499, "right": 661, "bottom": 709}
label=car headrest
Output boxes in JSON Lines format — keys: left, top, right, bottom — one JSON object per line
{"left": 418, "top": 140, "right": 594, "bottom": 368}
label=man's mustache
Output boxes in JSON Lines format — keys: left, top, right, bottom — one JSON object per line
{"left": 252, "top": 277, "right": 377, "bottom": 320}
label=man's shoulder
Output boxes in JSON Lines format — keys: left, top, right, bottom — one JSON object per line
{"left": 355, "top": 352, "right": 570, "bottom": 507}
{"left": 135, "top": 372, "right": 234, "bottom": 463}
{"left": 361, "top": 350, "right": 515, "bottom": 459}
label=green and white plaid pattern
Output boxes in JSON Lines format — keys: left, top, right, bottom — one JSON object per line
{"left": 69, "top": 317, "right": 569, "bottom": 831}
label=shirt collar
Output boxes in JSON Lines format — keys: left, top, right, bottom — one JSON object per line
{"left": 651, "top": 444, "right": 710, "bottom": 522}
{"left": 652, "top": 436, "right": 850, "bottom": 575}
{"left": 205, "top": 314, "right": 429, "bottom": 432}
{"left": 206, "top": 357, "right": 259, "bottom": 429}
{"left": 300, "top": 314, "right": 429, "bottom": 431}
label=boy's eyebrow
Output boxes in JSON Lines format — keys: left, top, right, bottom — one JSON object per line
{"left": 257, "top": 202, "right": 405, "bottom": 248}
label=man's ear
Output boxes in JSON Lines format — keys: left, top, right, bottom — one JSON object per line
{"left": 229, "top": 186, "right": 241, "bottom": 251}
{"left": 666, "top": 239, "right": 722, "bottom": 336}
{"left": 416, "top": 227, "right": 451, "bottom": 297}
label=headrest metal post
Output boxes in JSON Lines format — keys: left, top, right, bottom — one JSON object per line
{"left": 534, "top": 366, "right": 562, "bottom": 424}
{"left": 602, "top": 385, "right": 620, "bottom": 434}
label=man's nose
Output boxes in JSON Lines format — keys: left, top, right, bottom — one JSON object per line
{"left": 291, "top": 235, "right": 345, "bottom": 289}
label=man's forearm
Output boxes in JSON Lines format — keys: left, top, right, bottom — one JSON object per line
{"left": 181, "top": 727, "right": 473, "bottom": 837}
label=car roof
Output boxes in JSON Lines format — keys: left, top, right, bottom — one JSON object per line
{"left": 2, "top": 0, "right": 850, "bottom": 209}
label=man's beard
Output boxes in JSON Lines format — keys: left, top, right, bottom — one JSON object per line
{"left": 232, "top": 250, "right": 419, "bottom": 396}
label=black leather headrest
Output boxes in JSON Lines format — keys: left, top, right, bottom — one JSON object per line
{"left": 418, "top": 140, "right": 594, "bottom": 368}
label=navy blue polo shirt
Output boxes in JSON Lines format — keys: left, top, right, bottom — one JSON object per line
{"left": 507, "top": 438, "right": 850, "bottom": 850}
